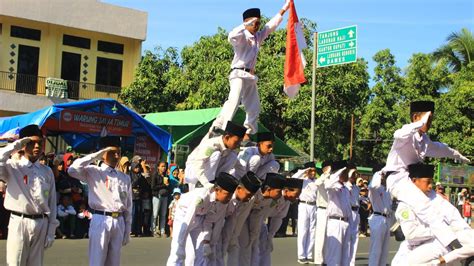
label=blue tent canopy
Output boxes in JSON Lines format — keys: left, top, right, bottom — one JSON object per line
{"left": 0, "top": 99, "right": 172, "bottom": 153}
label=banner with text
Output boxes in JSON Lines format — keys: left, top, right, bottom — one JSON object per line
{"left": 59, "top": 110, "right": 132, "bottom": 136}
{"left": 134, "top": 134, "right": 161, "bottom": 172}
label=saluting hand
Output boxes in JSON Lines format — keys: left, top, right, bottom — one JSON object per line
{"left": 244, "top": 17, "right": 258, "bottom": 27}
{"left": 282, "top": 0, "right": 291, "bottom": 11}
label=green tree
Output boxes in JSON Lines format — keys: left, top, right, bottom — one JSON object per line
{"left": 431, "top": 63, "right": 474, "bottom": 160}
{"left": 120, "top": 47, "right": 182, "bottom": 113}
{"left": 433, "top": 28, "right": 474, "bottom": 72}
{"left": 356, "top": 49, "right": 406, "bottom": 165}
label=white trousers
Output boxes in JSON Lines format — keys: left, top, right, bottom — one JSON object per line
{"left": 368, "top": 215, "right": 390, "bottom": 266}
{"left": 387, "top": 171, "right": 455, "bottom": 247}
{"left": 213, "top": 76, "right": 259, "bottom": 134}
{"left": 88, "top": 214, "right": 125, "bottom": 266}
{"left": 167, "top": 211, "right": 191, "bottom": 266}
{"left": 313, "top": 208, "right": 327, "bottom": 264}
{"left": 6, "top": 214, "right": 48, "bottom": 266}
{"left": 345, "top": 210, "right": 360, "bottom": 266}
{"left": 324, "top": 218, "right": 349, "bottom": 266}
{"left": 297, "top": 203, "right": 317, "bottom": 260}
{"left": 392, "top": 239, "right": 448, "bottom": 265}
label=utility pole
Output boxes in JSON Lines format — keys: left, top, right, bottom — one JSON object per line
{"left": 310, "top": 32, "right": 318, "bottom": 162}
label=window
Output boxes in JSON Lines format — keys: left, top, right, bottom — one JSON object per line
{"left": 96, "top": 57, "right": 122, "bottom": 89}
{"left": 63, "top": 34, "right": 90, "bottom": 49}
{"left": 11, "top": 25, "right": 41, "bottom": 41}
{"left": 98, "top": 40, "right": 124, "bottom": 54}
{"left": 0, "top": 24, "right": 2, "bottom": 35}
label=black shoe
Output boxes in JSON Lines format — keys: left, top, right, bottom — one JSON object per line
{"left": 448, "top": 239, "right": 463, "bottom": 250}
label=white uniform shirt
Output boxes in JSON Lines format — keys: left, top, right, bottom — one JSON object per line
{"left": 232, "top": 146, "right": 278, "bottom": 179}
{"left": 68, "top": 152, "right": 132, "bottom": 236}
{"left": 315, "top": 173, "right": 330, "bottom": 208}
{"left": 385, "top": 118, "right": 462, "bottom": 172}
{"left": 292, "top": 169, "right": 318, "bottom": 203}
{"left": 324, "top": 169, "right": 352, "bottom": 219}
{"left": 368, "top": 172, "right": 392, "bottom": 215}
{"left": 185, "top": 136, "right": 238, "bottom": 186}
{"left": 267, "top": 195, "right": 291, "bottom": 237}
{"left": 176, "top": 188, "right": 229, "bottom": 243}
{"left": 345, "top": 181, "right": 360, "bottom": 208}
{"left": 0, "top": 140, "right": 59, "bottom": 234}
{"left": 228, "top": 13, "right": 283, "bottom": 73}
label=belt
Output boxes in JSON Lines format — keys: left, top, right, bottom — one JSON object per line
{"left": 318, "top": 206, "right": 327, "bottom": 209}
{"left": 231, "top": 67, "right": 252, "bottom": 73}
{"left": 91, "top": 209, "right": 122, "bottom": 218}
{"left": 328, "top": 216, "right": 348, "bottom": 222}
{"left": 300, "top": 200, "right": 316, "bottom": 206}
{"left": 11, "top": 211, "right": 47, "bottom": 219}
{"left": 351, "top": 206, "right": 359, "bottom": 211}
{"left": 384, "top": 171, "right": 399, "bottom": 178}
{"left": 374, "top": 211, "right": 388, "bottom": 217}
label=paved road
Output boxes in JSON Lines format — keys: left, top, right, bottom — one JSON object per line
{"left": 0, "top": 235, "right": 401, "bottom": 265}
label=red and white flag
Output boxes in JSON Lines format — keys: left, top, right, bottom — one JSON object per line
{"left": 283, "top": 0, "right": 307, "bottom": 99}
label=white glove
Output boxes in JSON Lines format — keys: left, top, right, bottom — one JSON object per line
{"left": 44, "top": 235, "right": 55, "bottom": 249}
{"left": 122, "top": 234, "right": 130, "bottom": 246}
{"left": 282, "top": 0, "right": 291, "bottom": 11}
{"left": 91, "top": 147, "right": 114, "bottom": 160}
{"left": 421, "top": 111, "right": 431, "bottom": 124}
{"left": 203, "top": 243, "right": 213, "bottom": 257}
{"left": 19, "top": 137, "right": 32, "bottom": 146}
{"left": 453, "top": 151, "right": 470, "bottom": 164}
{"left": 243, "top": 17, "right": 258, "bottom": 27}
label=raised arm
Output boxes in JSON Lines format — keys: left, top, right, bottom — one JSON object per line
{"left": 0, "top": 138, "right": 31, "bottom": 181}
{"left": 68, "top": 148, "right": 111, "bottom": 181}
{"left": 425, "top": 137, "right": 470, "bottom": 163}
{"left": 257, "top": 1, "right": 290, "bottom": 42}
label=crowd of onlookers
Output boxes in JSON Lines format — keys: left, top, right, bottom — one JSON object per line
{"left": 0, "top": 152, "right": 472, "bottom": 240}
{"left": 0, "top": 151, "right": 190, "bottom": 240}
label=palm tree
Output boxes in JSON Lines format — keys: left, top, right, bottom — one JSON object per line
{"left": 433, "top": 28, "right": 474, "bottom": 72}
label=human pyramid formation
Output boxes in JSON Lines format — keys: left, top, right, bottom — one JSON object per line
{"left": 0, "top": 1, "right": 472, "bottom": 266}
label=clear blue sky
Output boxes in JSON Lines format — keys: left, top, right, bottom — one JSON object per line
{"left": 104, "top": 0, "right": 473, "bottom": 78}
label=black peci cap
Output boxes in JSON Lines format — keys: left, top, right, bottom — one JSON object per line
{"left": 321, "top": 160, "right": 332, "bottom": 169}
{"left": 347, "top": 161, "right": 357, "bottom": 170}
{"left": 243, "top": 8, "right": 261, "bottom": 20}
{"left": 331, "top": 160, "right": 347, "bottom": 171}
{"left": 264, "top": 173, "right": 286, "bottom": 189}
{"left": 408, "top": 163, "right": 435, "bottom": 179}
{"left": 303, "top": 161, "right": 316, "bottom": 169}
{"left": 256, "top": 132, "right": 275, "bottom": 142}
{"left": 19, "top": 124, "right": 43, "bottom": 138}
{"left": 99, "top": 136, "right": 121, "bottom": 148}
{"left": 215, "top": 172, "right": 239, "bottom": 193}
{"left": 285, "top": 178, "right": 304, "bottom": 189}
{"left": 372, "top": 164, "right": 385, "bottom": 174}
{"left": 410, "top": 101, "right": 435, "bottom": 113}
{"left": 224, "top": 121, "right": 246, "bottom": 138}
{"left": 240, "top": 171, "right": 262, "bottom": 194}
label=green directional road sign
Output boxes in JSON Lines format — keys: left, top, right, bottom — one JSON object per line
{"left": 317, "top": 25, "right": 357, "bottom": 68}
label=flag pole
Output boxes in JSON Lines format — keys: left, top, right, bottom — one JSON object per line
{"left": 310, "top": 32, "right": 317, "bottom": 162}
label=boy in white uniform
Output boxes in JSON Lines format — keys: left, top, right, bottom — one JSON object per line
{"left": 368, "top": 167, "right": 393, "bottom": 266}
{"left": 185, "top": 121, "right": 245, "bottom": 190}
{"left": 292, "top": 162, "right": 318, "bottom": 264}
{"left": 215, "top": 171, "right": 262, "bottom": 266}
{"left": 259, "top": 177, "right": 303, "bottom": 266}
{"left": 345, "top": 162, "right": 360, "bottom": 266}
{"left": 166, "top": 172, "right": 238, "bottom": 266}
{"left": 68, "top": 136, "right": 132, "bottom": 266}
{"left": 384, "top": 100, "right": 470, "bottom": 250}
{"left": 0, "top": 124, "right": 59, "bottom": 266}
{"left": 392, "top": 163, "right": 474, "bottom": 265}
{"left": 231, "top": 132, "right": 279, "bottom": 179}
{"left": 211, "top": 1, "right": 290, "bottom": 140}
{"left": 313, "top": 160, "right": 332, "bottom": 265}
{"left": 238, "top": 173, "right": 286, "bottom": 266}
{"left": 323, "top": 161, "right": 352, "bottom": 266}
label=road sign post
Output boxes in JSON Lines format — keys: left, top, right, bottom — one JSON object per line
{"left": 317, "top": 25, "right": 357, "bottom": 68}
{"left": 310, "top": 25, "right": 358, "bottom": 161}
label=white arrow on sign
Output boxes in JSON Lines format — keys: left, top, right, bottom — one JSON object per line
{"left": 319, "top": 56, "right": 326, "bottom": 64}
{"left": 348, "top": 30, "right": 354, "bottom": 38}
{"left": 349, "top": 41, "right": 355, "bottom": 47}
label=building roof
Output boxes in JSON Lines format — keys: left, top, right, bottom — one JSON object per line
{"left": 0, "top": 0, "right": 147, "bottom": 40}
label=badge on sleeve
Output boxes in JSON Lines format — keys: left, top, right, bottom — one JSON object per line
{"left": 205, "top": 147, "right": 214, "bottom": 157}
{"left": 44, "top": 190, "right": 49, "bottom": 198}
{"left": 196, "top": 198, "right": 203, "bottom": 207}
{"left": 400, "top": 209, "right": 410, "bottom": 220}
